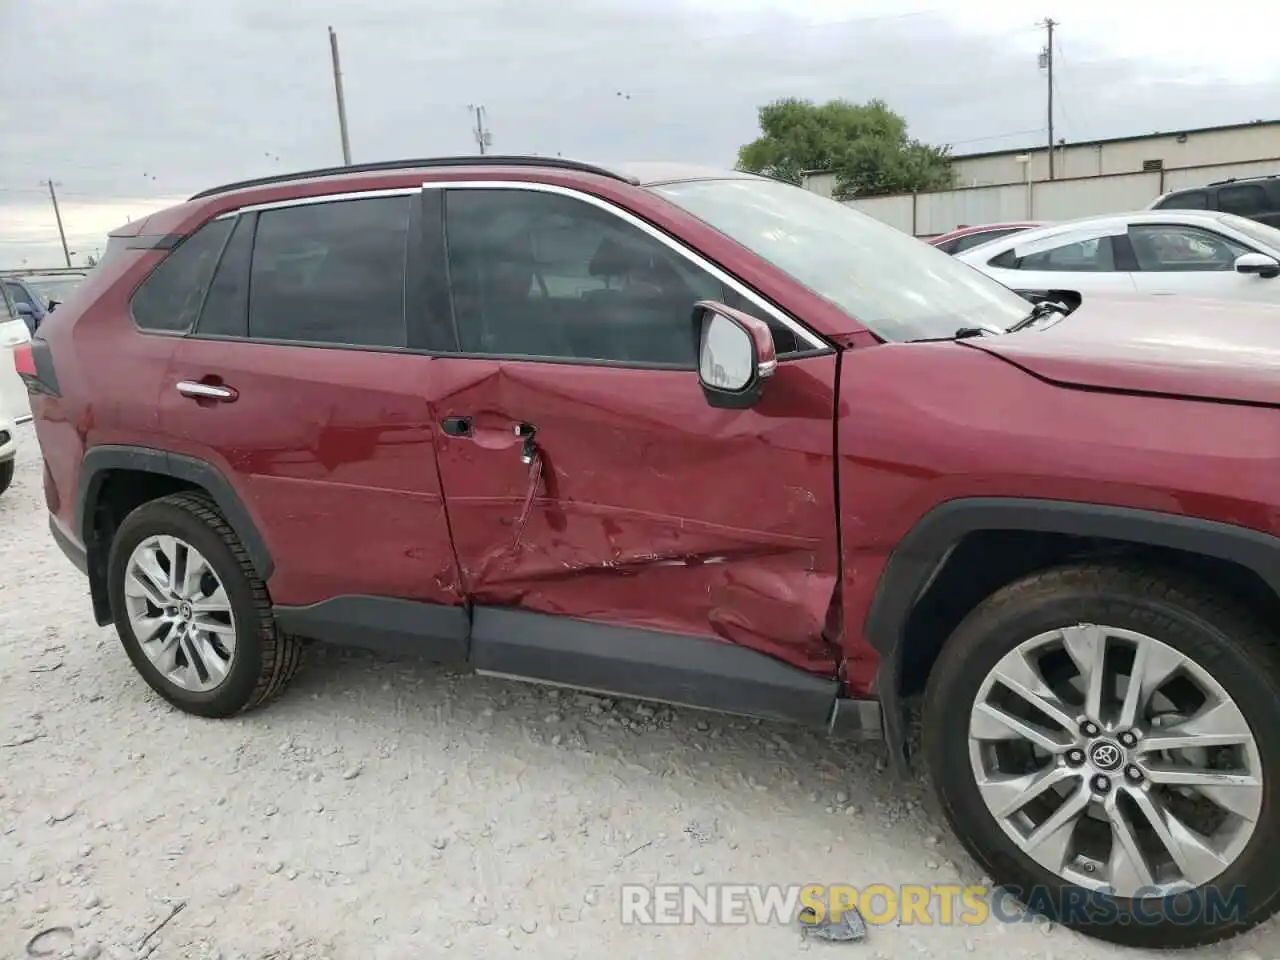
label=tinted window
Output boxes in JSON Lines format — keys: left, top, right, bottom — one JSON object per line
{"left": 0, "top": 286, "right": 15, "bottom": 323}
{"left": 1218, "top": 184, "right": 1271, "bottom": 218}
{"left": 4, "top": 281, "right": 36, "bottom": 308}
{"left": 1015, "top": 236, "right": 1117, "bottom": 272}
{"left": 1129, "top": 224, "right": 1247, "bottom": 272}
{"left": 1156, "top": 191, "right": 1208, "bottom": 210}
{"left": 951, "top": 228, "right": 1023, "bottom": 254}
{"left": 131, "top": 218, "right": 233, "bottom": 332}
{"left": 197, "top": 214, "right": 255, "bottom": 338}
{"left": 445, "top": 189, "right": 722, "bottom": 365}
{"left": 249, "top": 196, "right": 409, "bottom": 347}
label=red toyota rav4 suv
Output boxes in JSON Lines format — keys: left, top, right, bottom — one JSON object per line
{"left": 19, "top": 157, "right": 1280, "bottom": 946}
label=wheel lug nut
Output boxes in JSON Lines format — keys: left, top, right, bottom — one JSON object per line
{"left": 1125, "top": 765, "right": 1143, "bottom": 783}
{"left": 1092, "top": 774, "right": 1111, "bottom": 793}
{"left": 1080, "top": 721, "right": 1100, "bottom": 737}
{"left": 1118, "top": 731, "right": 1137, "bottom": 748}
{"left": 1066, "top": 749, "right": 1085, "bottom": 766}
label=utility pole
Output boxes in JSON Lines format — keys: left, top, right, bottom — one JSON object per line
{"left": 328, "top": 26, "right": 352, "bottom": 165}
{"left": 42, "top": 180, "right": 72, "bottom": 268}
{"left": 1041, "top": 18, "right": 1057, "bottom": 180}
{"left": 469, "top": 104, "right": 492, "bottom": 155}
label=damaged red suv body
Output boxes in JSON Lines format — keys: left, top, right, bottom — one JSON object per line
{"left": 23, "top": 157, "right": 1280, "bottom": 947}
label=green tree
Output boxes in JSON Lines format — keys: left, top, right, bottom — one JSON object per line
{"left": 736, "top": 98, "right": 953, "bottom": 199}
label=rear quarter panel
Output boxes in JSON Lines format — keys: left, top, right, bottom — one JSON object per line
{"left": 28, "top": 248, "right": 177, "bottom": 541}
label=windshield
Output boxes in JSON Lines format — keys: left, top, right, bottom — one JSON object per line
{"left": 651, "top": 177, "right": 1031, "bottom": 341}
{"left": 26, "top": 276, "right": 84, "bottom": 305}
{"left": 1219, "top": 213, "right": 1280, "bottom": 253}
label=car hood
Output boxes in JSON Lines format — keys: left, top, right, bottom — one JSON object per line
{"left": 962, "top": 293, "right": 1280, "bottom": 406}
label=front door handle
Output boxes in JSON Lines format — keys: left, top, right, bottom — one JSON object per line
{"left": 441, "top": 416, "right": 472, "bottom": 437}
{"left": 176, "top": 380, "right": 238, "bottom": 402}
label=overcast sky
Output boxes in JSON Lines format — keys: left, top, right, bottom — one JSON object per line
{"left": 2, "top": 0, "right": 1278, "bottom": 268}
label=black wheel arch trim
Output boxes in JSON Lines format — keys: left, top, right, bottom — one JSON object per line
{"left": 76, "top": 445, "right": 274, "bottom": 580}
{"left": 865, "top": 496, "right": 1280, "bottom": 773}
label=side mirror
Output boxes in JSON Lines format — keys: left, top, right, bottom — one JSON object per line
{"left": 694, "top": 300, "right": 777, "bottom": 409}
{"left": 1234, "top": 252, "right": 1280, "bottom": 279}
{"left": 47, "top": 299, "right": 61, "bottom": 311}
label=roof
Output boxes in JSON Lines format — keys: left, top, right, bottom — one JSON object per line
{"left": 610, "top": 162, "right": 765, "bottom": 186}
{"left": 188, "top": 156, "right": 755, "bottom": 202}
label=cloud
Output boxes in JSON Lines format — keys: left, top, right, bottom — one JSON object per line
{"left": 2, "top": 0, "right": 1277, "bottom": 267}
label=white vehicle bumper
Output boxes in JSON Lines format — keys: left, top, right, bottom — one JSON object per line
{"left": 0, "top": 414, "right": 17, "bottom": 462}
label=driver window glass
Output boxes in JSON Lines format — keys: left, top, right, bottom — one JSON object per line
{"left": 1128, "top": 224, "right": 1248, "bottom": 272}
{"left": 444, "top": 188, "right": 735, "bottom": 366}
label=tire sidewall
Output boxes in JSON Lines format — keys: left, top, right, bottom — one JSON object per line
{"left": 924, "top": 574, "right": 1280, "bottom": 944}
{"left": 107, "top": 498, "right": 266, "bottom": 717}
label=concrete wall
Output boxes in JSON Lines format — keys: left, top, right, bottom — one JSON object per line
{"left": 831, "top": 158, "right": 1280, "bottom": 237}
{"left": 951, "top": 123, "right": 1280, "bottom": 187}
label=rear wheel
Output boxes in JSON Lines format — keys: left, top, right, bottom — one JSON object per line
{"left": 107, "top": 492, "right": 301, "bottom": 717}
{"left": 924, "top": 563, "right": 1280, "bottom": 947}
{"left": 0, "top": 458, "right": 14, "bottom": 495}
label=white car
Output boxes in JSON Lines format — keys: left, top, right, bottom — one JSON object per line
{"left": 0, "top": 409, "right": 15, "bottom": 495}
{"left": 0, "top": 282, "right": 31, "bottom": 428}
{"left": 956, "top": 210, "right": 1280, "bottom": 303}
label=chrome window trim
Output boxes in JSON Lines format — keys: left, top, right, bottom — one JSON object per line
{"left": 214, "top": 187, "right": 421, "bottom": 219}
{"left": 423, "top": 179, "right": 829, "bottom": 353}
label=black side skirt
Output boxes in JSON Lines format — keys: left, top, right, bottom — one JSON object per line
{"left": 273, "top": 596, "right": 879, "bottom": 738}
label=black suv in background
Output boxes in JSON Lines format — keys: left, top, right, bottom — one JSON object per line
{"left": 1150, "top": 173, "right": 1280, "bottom": 227}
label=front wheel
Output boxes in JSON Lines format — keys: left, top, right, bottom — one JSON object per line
{"left": 0, "top": 458, "right": 14, "bottom": 495}
{"left": 924, "top": 563, "right": 1280, "bottom": 947}
{"left": 107, "top": 492, "right": 302, "bottom": 717}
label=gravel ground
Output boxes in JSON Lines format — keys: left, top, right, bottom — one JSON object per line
{"left": 1, "top": 423, "right": 1277, "bottom": 960}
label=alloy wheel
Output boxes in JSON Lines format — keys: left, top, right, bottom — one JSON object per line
{"left": 122, "top": 534, "right": 238, "bottom": 692}
{"left": 968, "top": 623, "right": 1262, "bottom": 897}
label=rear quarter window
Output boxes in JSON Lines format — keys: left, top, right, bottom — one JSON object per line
{"left": 130, "top": 218, "right": 234, "bottom": 333}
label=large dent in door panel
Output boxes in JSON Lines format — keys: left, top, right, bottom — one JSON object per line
{"left": 430, "top": 355, "right": 841, "bottom": 674}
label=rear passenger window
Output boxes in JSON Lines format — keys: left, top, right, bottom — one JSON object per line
{"left": 248, "top": 196, "right": 410, "bottom": 347}
{"left": 196, "top": 215, "right": 255, "bottom": 338}
{"left": 1218, "top": 185, "right": 1270, "bottom": 218}
{"left": 131, "top": 218, "right": 233, "bottom": 332}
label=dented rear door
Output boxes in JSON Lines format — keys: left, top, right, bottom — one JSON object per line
{"left": 428, "top": 182, "right": 841, "bottom": 674}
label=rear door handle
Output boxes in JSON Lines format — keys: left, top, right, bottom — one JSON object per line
{"left": 441, "top": 416, "right": 472, "bottom": 437}
{"left": 176, "top": 380, "right": 238, "bottom": 402}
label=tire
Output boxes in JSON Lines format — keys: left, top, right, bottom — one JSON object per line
{"left": 0, "top": 458, "right": 14, "bottom": 496}
{"left": 923, "top": 563, "right": 1280, "bottom": 948}
{"left": 107, "top": 492, "right": 302, "bottom": 717}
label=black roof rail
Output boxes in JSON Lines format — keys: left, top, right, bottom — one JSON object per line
{"left": 1206, "top": 173, "right": 1277, "bottom": 187}
{"left": 188, "top": 155, "right": 639, "bottom": 201}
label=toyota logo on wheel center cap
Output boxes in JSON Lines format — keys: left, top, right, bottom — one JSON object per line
{"left": 178, "top": 601, "right": 193, "bottom": 621}
{"left": 1089, "top": 741, "right": 1123, "bottom": 771}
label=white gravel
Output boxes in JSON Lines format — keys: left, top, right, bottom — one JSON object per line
{"left": 1, "top": 422, "right": 1277, "bottom": 960}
